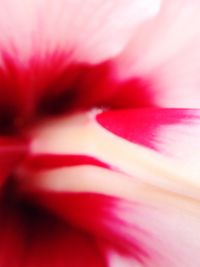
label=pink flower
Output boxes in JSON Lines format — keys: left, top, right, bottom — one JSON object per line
{"left": 0, "top": 0, "right": 200, "bottom": 266}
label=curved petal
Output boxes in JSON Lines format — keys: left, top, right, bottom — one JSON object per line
{"left": 116, "top": 0, "right": 200, "bottom": 107}
{"left": 28, "top": 109, "right": 200, "bottom": 197}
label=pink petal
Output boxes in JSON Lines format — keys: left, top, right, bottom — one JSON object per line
{"left": 0, "top": 1, "right": 161, "bottom": 118}
{"left": 20, "top": 191, "right": 200, "bottom": 267}
{"left": 0, "top": 0, "right": 161, "bottom": 64}
{"left": 116, "top": 0, "right": 200, "bottom": 107}
{"left": 96, "top": 108, "right": 200, "bottom": 165}
{"left": 105, "top": 198, "right": 200, "bottom": 267}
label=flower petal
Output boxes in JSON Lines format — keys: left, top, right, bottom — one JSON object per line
{"left": 0, "top": 58, "right": 155, "bottom": 126}
{"left": 22, "top": 192, "right": 151, "bottom": 263}
{"left": 96, "top": 108, "right": 200, "bottom": 168}
{"left": 116, "top": 0, "right": 200, "bottom": 107}
{"left": 0, "top": 196, "right": 106, "bottom": 267}
{"left": 23, "top": 109, "right": 200, "bottom": 266}
{"left": 21, "top": 191, "right": 200, "bottom": 267}
{"left": 0, "top": 0, "right": 161, "bottom": 64}
{"left": 29, "top": 109, "right": 200, "bottom": 197}
{"left": 0, "top": 0, "right": 161, "bottom": 117}
{"left": 24, "top": 218, "right": 106, "bottom": 267}
{"left": 104, "top": 198, "right": 200, "bottom": 267}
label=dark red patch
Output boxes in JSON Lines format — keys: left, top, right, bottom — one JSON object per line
{"left": 36, "top": 60, "right": 155, "bottom": 115}
{"left": 0, "top": 191, "right": 107, "bottom": 267}
{"left": 23, "top": 191, "right": 150, "bottom": 263}
{"left": 108, "top": 78, "right": 155, "bottom": 108}
{"left": 0, "top": 52, "right": 155, "bottom": 135}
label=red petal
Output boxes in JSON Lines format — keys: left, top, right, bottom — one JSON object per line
{"left": 22, "top": 190, "right": 200, "bottom": 267}
{"left": 0, "top": 55, "right": 155, "bottom": 124}
{"left": 22, "top": 192, "right": 149, "bottom": 263}
{"left": 24, "top": 217, "right": 106, "bottom": 267}
{"left": 34, "top": 60, "right": 156, "bottom": 116}
{"left": 0, "top": 197, "right": 107, "bottom": 267}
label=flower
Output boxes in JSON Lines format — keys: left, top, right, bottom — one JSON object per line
{"left": 0, "top": 0, "right": 200, "bottom": 266}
